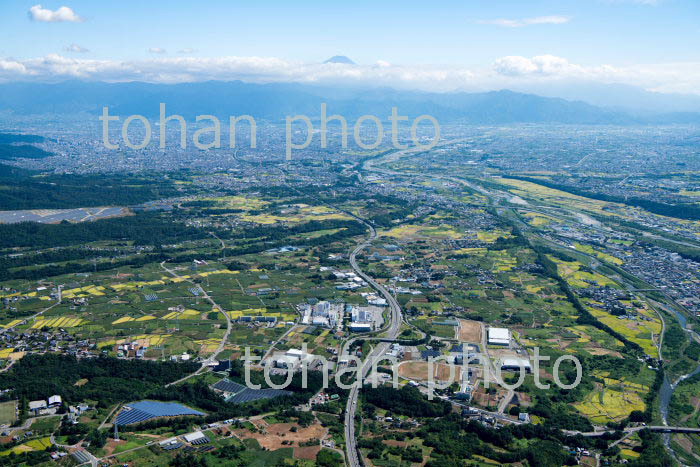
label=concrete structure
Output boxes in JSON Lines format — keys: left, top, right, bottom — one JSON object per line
{"left": 29, "top": 400, "right": 47, "bottom": 414}
{"left": 488, "top": 327, "right": 511, "bottom": 346}
{"left": 183, "top": 431, "right": 207, "bottom": 443}
{"left": 48, "top": 395, "right": 62, "bottom": 407}
{"left": 499, "top": 357, "right": 532, "bottom": 373}
{"left": 272, "top": 348, "right": 314, "bottom": 369}
{"left": 300, "top": 300, "right": 341, "bottom": 328}
{"left": 351, "top": 308, "right": 373, "bottom": 323}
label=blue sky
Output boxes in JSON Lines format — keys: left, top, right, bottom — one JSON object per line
{"left": 0, "top": 1, "right": 698, "bottom": 93}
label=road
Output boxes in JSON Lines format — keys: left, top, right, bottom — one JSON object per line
{"left": 160, "top": 261, "right": 233, "bottom": 387}
{"left": 0, "top": 296, "right": 63, "bottom": 372}
{"left": 476, "top": 322, "right": 513, "bottom": 414}
{"left": 564, "top": 425, "right": 700, "bottom": 439}
{"left": 0, "top": 297, "right": 62, "bottom": 334}
{"left": 344, "top": 217, "right": 403, "bottom": 467}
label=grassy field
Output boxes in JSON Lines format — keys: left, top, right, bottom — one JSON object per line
{"left": 29, "top": 415, "right": 61, "bottom": 435}
{"left": 0, "top": 436, "right": 52, "bottom": 456}
{"left": 586, "top": 303, "right": 661, "bottom": 357}
{"left": 575, "top": 371, "right": 649, "bottom": 423}
{"left": 548, "top": 255, "right": 618, "bottom": 288}
{"left": 0, "top": 400, "right": 16, "bottom": 425}
{"left": 382, "top": 224, "right": 462, "bottom": 239}
{"left": 574, "top": 243, "right": 624, "bottom": 266}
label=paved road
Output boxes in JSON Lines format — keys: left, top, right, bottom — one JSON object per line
{"left": 564, "top": 425, "right": 700, "bottom": 440}
{"left": 0, "top": 299, "right": 62, "bottom": 334}
{"left": 344, "top": 217, "right": 403, "bottom": 467}
{"left": 160, "top": 261, "right": 232, "bottom": 387}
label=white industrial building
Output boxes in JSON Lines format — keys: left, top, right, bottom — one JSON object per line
{"left": 29, "top": 394, "right": 62, "bottom": 415}
{"left": 349, "top": 306, "right": 375, "bottom": 332}
{"left": 48, "top": 395, "right": 62, "bottom": 407}
{"left": 272, "top": 348, "right": 315, "bottom": 369}
{"left": 499, "top": 357, "right": 532, "bottom": 373}
{"left": 351, "top": 308, "right": 373, "bottom": 323}
{"left": 487, "top": 327, "right": 511, "bottom": 346}
{"left": 29, "top": 400, "right": 47, "bottom": 414}
{"left": 183, "top": 431, "right": 208, "bottom": 444}
{"left": 300, "top": 300, "right": 342, "bottom": 328}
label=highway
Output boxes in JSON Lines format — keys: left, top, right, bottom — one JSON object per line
{"left": 344, "top": 143, "right": 698, "bottom": 464}
{"left": 344, "top": 217, "right": 403, "bottom": 467}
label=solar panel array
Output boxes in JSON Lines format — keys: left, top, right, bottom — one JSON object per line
{"left": 115, "top": 401, "right": 205, "bottom": 426}
{"left": 227, "top": 387, "right": 292, "bottom": 404}
{"left": 72, "top": 451, "right": 90, "bottom": 464}
{"left": 213, "top": 380, "right": 247, "bottom": 393}
{"left": 212, "top": 379, "right": 292, "bottom": 404}
{"left": 162, "top": 442, "right": 183, "bottom": 451}
{"left": 190, "top": 435, "right": 211, "bottom": 446}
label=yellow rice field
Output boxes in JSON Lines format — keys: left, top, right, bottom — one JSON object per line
{"left": 31, "top": 317, "right": 85, "bottom": 329}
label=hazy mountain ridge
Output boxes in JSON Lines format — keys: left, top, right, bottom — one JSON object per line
{"left": 0, "top": 81, "right": 697, "bottom": 124}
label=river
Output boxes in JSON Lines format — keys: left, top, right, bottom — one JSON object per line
{"left": 658, "top": 306, "right": 700, "bottom": 464}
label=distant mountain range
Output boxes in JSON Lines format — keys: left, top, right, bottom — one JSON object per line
{"left": 0, "top": 80, "right": 698, "bottom": 125}
{"left": 512, "top": 81, "right": 700, "bottom": 115}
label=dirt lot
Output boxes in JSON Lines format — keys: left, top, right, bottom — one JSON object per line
{"left": 234, "top": 422, "right": 328, "bottom": 450}
{"left": 471, "top": 385, "right": 509, "bottom": 410}
{"left": 399, "top": 361, "right": 461, "bottom": 383}
{"left": 294, "top": 445, "right": 321, "bottom": 460}
{"left": 458, "top": 319, "right": 482, "bottom": 343}
{"left": 586, "top": 347, "right": 623, "bottom": 358}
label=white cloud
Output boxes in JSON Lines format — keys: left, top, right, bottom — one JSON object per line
{"left": 64, "top": 43, "right": 89, "bottom": 53}
{"left": 480, "top": 16, "right": 571, "bottom": 28}
{"left": 28, "top": 5, "right": 83, "bottom": 23}
{"left": 0, "top": 59, "right": 28, "bottom": 75}
{"left": 148, "top": 48, "right": 167, "bottom": 54}
{"left": 494, "top": 55, "right": 579, "bottom": 76}
{"left": 0, "top": 53, "right": 698, "bottom": 95}
{"left": 177, "top": 48, "right": 196, "bottom": 54}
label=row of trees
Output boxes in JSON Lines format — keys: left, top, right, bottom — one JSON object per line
{"left": 0, "top": 212, "right": 206, "bottom": 249}
{"left": 504, "top": 175, "right": 700, "bottom": 221}
{"left": 0, "top": 354, "right": 199, "bottom": 405}
{"left": 0, "top": 171, "right": 180, "bottom": 210}
{"left": 534, "top": 246, "right": 644, "bottom": 354}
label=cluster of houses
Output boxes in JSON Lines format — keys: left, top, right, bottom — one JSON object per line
{"left": 0, "top": 329, "right": 94, "bottom": 358}
{"left": 325, "top": 268, "right": 366, "bottom": 291}
{"left": 237, "top": 315, "right": 278, "bottom": 326}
